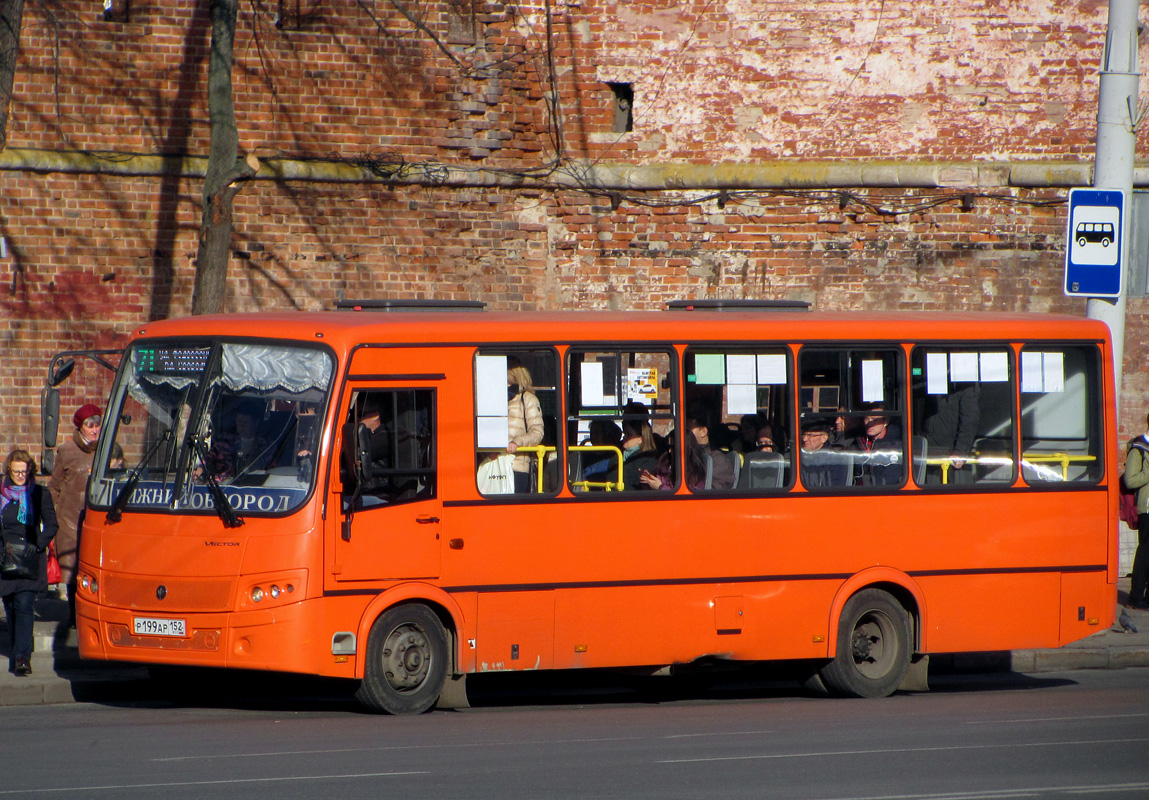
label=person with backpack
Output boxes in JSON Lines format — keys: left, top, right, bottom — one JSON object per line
{"left": 1123, "top": 414, "right": 1149, "bottom": 609}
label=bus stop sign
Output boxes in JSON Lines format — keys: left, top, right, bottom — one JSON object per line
{"left": 1065, "top": 187, "right": 1126, "bottom": 298}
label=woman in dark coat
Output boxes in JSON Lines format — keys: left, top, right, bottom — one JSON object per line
{"left": 1, "top": 448, "right": 58, "bottom": 676}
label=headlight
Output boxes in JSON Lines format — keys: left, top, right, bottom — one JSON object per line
{"left": 251, "top": 586, "right": 264, "bottom": 603}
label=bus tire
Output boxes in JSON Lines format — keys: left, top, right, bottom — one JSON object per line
{"left": 356, "top": 603, "right": 448, "bottom": 715}
{"left": 818, "top": 589, "right": 911, "bottom": 698}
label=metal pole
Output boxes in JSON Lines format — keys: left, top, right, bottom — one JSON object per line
{"left": 1089, "top": 0, "right": 1140, "bottom": 414}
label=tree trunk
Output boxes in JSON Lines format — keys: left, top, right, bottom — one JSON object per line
{"left": 192, "top": 0, "right": 257, "bottom": 316}
{"left": 0, "top": 0, "right": 25, "bottom": 152}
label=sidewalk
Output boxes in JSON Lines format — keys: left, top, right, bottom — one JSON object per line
{"left": 2, "top": 582, "right": 1148, "bottom": 708}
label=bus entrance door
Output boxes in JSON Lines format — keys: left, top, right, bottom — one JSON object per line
{"left": 330, "top": 375, "right": 443, "bottom": 583}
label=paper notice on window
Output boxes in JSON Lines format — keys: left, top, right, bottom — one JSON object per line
{"left": 926, "top": 352, "right": 948, "bottom": 395}
{"left": 475, "top": 355, "right": 508, "bottom": 416}
{"left": 727, "top": 383, "right": 758, "bottom": 416}
{"left": 1021, "top": 351, "right": 1044, "bottom": 393}
{"left": 1043, "top": 351, "right": 1065, "bottom": 393}
{"left": 477, "top": 415, "right": 509, "bottom": 448}
{"left": 695, "top": 354, "right": 726, "bottom": 385}
{"left": 627, "top": 368, "right": 658, "bottom": 404}
{"left": 757, "top": 354, "right": 787, "bottom": 385}
{"left": 581, "top": 361, "right": 606, "bottom": 406}
{"left": 861, "top": 360, "right": 884, "bottom": 402}
{"left": 950, "top": 352, "right": 979, "bottom": 383}
{"left": 979, "top": 351, "right": 1009, "bottom": 382}
{"left": 726, "top": 354, "right": 756, "bottom": 385}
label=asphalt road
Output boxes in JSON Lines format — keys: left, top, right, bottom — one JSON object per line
{"left": 2, "top": 667, "right": 1147, "bottom": 800}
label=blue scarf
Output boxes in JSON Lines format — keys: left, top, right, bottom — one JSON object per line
{"left": 0, "top": 478, "right": 30, "bottom": 525}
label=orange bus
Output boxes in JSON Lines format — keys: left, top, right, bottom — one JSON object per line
{"left": 64, "top": 303, "right": 1118, "bottom": 713}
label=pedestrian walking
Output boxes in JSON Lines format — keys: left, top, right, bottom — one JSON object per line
{"left": 1, "top": 449, "right": 58, "bottom": 675}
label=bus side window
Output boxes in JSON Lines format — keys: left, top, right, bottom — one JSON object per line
{"left": 566, "top": 348, "right": 675, "bottom": 493}
{"left": 683, "top": 348, "right": 792, "bottom": 492}
{"left": 1019, "top": 346, "right": 1103, "bottom": 484}
{"left": 798, "top": 347, "right": 905, "bottom": 490}
{"left": 910, "top": 347, "right": 1015, "bottom": 487}
{"left": 474, "top": 349, "right": 559, "bottom": 496}
{"left": 342, "top": 389, "right": 436, "bottom": 509}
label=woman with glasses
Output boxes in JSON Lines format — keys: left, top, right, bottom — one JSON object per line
{"left": 1, "top": 449, "right": 58, "bottom": 676}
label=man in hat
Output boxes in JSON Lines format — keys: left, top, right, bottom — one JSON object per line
{"left": 48, "top": 404, "right": 103, "bottom": 625}
{"left": 799, "top": 414, "right": 850, "bottom": 488}
{"left": 853, "top": 405, "right": 904, "bottom": 486}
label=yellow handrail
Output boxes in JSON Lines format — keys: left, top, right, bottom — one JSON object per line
{"left": 925, "top": 452, "right": 1096, "bottom": 484}
{"left": 479, "top": 444, "right": 626, "bottom": 492}
{"left": 569, "top": 445, "right": 625, "bottom": 492}
{"left": 1022, "top": 452, "right": 1097, "bottom": 481}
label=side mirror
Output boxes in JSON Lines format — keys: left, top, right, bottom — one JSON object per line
{"left": 40, "top": 386, "right": 60, "bottom": 476}
{"left": 49, "top": 358, "right": 75, "bottom": 387}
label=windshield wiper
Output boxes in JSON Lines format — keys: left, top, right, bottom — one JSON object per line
{"left": 189, "top": 435, "right": 244, "bottom": 529}
{"left": 106, "top": 427, "right": 171, "bottom": 524}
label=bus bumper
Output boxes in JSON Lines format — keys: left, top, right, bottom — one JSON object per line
{"left": 76, "top": 597, "right": 357, "bottom": 679}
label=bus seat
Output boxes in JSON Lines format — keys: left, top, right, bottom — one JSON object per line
{"left": 739, "top": 451, "right": 786, "bottom": 488}
{"left": 703, "top": 452, "right": 714, "bottom": 489}
{"left": 727, "top": 450, "right": 741, "bottom": 487}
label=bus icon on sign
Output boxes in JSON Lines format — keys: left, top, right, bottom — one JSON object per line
{"left": 1075, "top": 221, "right": 1114, "bottom": 248}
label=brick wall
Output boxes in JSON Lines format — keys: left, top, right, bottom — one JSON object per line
{"left": 3, "top": 2, "right": 1148, "bottom": 572}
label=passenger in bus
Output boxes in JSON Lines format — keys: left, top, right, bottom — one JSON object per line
{"left": 799, "top": 415, "right": 849, "bottom": 488}
{"left": 621, "top": 417, "right": 660, "bottom": 490}
{"left": 581, "top": 419, "right": 623, "bottom": 483}
{"left": 830, "top": 408, "right": 859, "bottom": 449}
{"left": 853, "top": 405, "right": 903, "bottom": 486}
{"left": 923, "top": 383, "right": 980, "bottom": 485}
{"left": 623, "top": 401, "right": 668, "bottom": 454}
{"left": 755, "top": 425, "right": 777, "bottom": 452}
{"left": 203, "top": 403, "right": 274, "bottom": 481}
{"left": 640, "top": 419, "right": 709, "bottom": 492}
{"left": 731, "top": 414, "right": 762, "bottom": 454}
{"left": 507, "top": 362, "right": 544, "bottom": 493}
{"left": 686, "top": 407, "right": 736, "bottom": 490}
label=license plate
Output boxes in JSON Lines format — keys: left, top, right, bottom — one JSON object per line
{"left": 133, "top": 617, "right": 187, "bottom": 637}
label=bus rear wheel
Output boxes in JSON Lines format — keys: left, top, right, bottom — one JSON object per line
{"left": 819, "top": 589, "right": 911, "bottom": 698}
{"left": 356, "top": 604, "right": 448, "bottom": 714}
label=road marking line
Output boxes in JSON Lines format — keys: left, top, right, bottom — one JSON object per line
{"left": 657, "top": 736, "right": 1149, "bottom": 763}
{"left": 663, "top": 730, "right": 776, "bottom": 739}
{"left": 0, "top": 772, "right": 428, "bottom": 795}
{"left": 153, "top": 735, "right": 642, "bottom": 762}
{"left": 965, "top": 713, "right": 1149, "bottom": 725}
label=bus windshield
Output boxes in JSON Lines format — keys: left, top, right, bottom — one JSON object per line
{"left": 88, "top": 340, "right": 334, "bottom": 518}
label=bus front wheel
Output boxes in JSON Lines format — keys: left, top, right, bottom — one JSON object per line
{"left": 818, "top": 589, "right": 911, "bottom": 698}
{"left": 357, "top": 603, "right": 448, "bottom": 714}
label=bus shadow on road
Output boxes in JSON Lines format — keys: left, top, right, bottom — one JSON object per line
{"left": 68, "top": 658, "right": 1079, "bottom": 714}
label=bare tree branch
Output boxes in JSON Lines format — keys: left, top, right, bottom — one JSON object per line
{"left": 0, "top": 0, "right": 25, "bottom": 151}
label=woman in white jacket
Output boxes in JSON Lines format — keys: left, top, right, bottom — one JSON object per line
{"left": 506, "top": 364, "right": 544, "bottom": 493}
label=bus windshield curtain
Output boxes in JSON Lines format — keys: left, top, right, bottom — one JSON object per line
{"left": 220, "top": 344, "right": 332, "bottom": 393}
